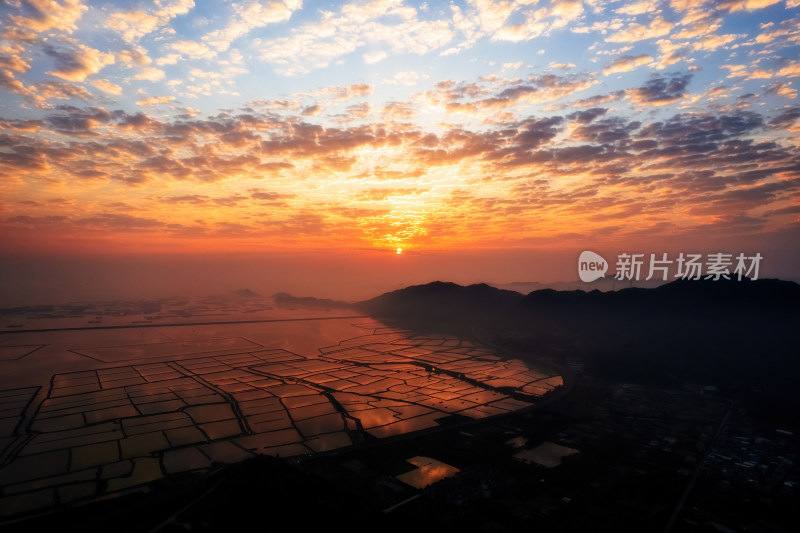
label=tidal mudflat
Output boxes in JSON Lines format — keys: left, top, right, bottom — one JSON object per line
{"left": 0, "top": 303, "right": 561, "bottom": 520}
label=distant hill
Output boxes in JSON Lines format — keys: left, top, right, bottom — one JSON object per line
{"left": 358, "top": 277, "right": 799, "bottom": 329}
{"left": 518, "top": 276, "right": 799, "bottom": 313}
{"left": 233, "top": 288, "right": 260, "bottom": 298}
{"left": 272, "top": 292, "right": 354, "bottom": 309}
{"left": 357, "top": 278, "right": 800, "bottom": 407}
{"left": 358, "top": 281, "right": 523, "bottom": 329}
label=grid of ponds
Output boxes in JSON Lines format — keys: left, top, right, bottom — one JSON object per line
{"left": 0, "top": 324, "right": 561, "bottom": 519}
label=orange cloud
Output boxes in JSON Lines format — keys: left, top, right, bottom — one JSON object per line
{"left": 9, "top": 0, "right": 87, "bottom": 34}
{"left": 45, "top": 44, "right": 115, "bottom": 82}
{"left": 603, "top": 54, "right": 653, "bottom": 76}
{"left": 606, "top": 17, "right": 673, "bottom": 43}
{"left": 136, "top": 96, "right": 175, "bottom": 106}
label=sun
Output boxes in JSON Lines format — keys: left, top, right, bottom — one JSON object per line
{"left": 396, "top": 247, "right": 403, "bottom": 254}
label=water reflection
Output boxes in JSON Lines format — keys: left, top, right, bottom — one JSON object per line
{"left": 0, "top": 313, "right": 562, "bottom": 518}
{"left": 514, "top": 442, "right": 579, "bottom": 468}
{"left": 396, "top": 456, "right": 460, "bottom": 489}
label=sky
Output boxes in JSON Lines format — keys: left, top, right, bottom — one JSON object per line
{"left": 1, "top": 0, "right": 799, "bottom": 303}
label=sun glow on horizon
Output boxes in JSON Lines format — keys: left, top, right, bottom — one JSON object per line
{"left": 0, "top": 0, "right": 797, "bottom": 272}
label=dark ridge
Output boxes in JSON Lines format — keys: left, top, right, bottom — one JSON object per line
{"left": 272, "top": 292, "right": 354, "bottom": 309}
{"left": 520, "top": 276, "right": 800, "bottom": 311}
{"left": 232, "top": 288, "right": 260, "bottom": 298}
{"left": 357, "top": 281, "right": 524, "bottom": 334}
{"left": 358, "top": 281, "right": 524, "bottom": 314}
{"left": 357, "top": 278, "right": 800, "bottom": 407}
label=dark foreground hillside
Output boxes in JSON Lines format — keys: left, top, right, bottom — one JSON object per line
{"left": 358, "top": 278, "right": 800, "bottom": 410}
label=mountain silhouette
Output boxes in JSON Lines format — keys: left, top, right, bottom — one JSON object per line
{"left": 357, "top": 278, "right": 800, "bottom": 407}
{"left": 272, "top": 292, "right": 354, "bottom": 309}
{"left": 358, "top": 281, "right": 523, "bottom": 328}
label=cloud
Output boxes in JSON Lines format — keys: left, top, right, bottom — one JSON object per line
{"left": 105, "top": 11, "right": 160, "bottom": 44}
{"left": 33, "top": 81, "right": 94, "bottom": 103}
{"left": 718, "top": 0, "right": 783, "bottom": 12}
{"left": 310, "top": 83, "right": 373, "bottom": 102}
{"left": 406, "top": 115, "right": 567, "bottom": 168}
{"left": 764, "top": 82, "right": 797, "bottom": 99}
{"left": 134, "top": 67, "right": 166, "bottom": 82}
{"left": 485, "top": 74, "right": 598, "bottom": 107}
{"left": 382, "top": 102, "right": 416, "bottom": 119}
{"left": 117, "top": 47, "right": 152, "bottom": 68}
{"left": 355, "top": 187, "right": 426, "bottom": 201}
{"left": 603, "top": 54, "right": 653, "bottom": 76}
{"left": 333, "top": 102, "right": 371, "bottom": 122}
{"left": 768, "top": 107, "right": 800, "bottom": 130}
{"left": 0, "top": 44, "right": 31, "bottom": 73}
{"left": 423, "top": 73, "right": 598, "bottom": 119}
{"left": 567, "top": 107, "right": 608, "bottom": 123}
{"left": 754, "top": 16, "right": 800, "bottom": 46}
{"left": 156, "top": 53, "right": 182, "bottom": 66}
{"left": 299, "top": 104, "right": 320, "bottom": 116}
{"left": 460, "top": 0, "right": 519, "bottom": 37}
{"left": 615, "top": 0, "right": 660, "bottom": 15}
{"left": 363, "top": 50, "right": 388, "bottom": 64}
{"left": 91, "top": 79, "right": 122, "bottom": 95}
{"left": 8, "top": 0, "right": 87, "bottom": 34}
{"left": 606, "top": 16, "right": 673, "bottom": 43}
{"left": 254, "top": 0, "right": 453, "bottom": 75}
{"left": 627, "top": 74, "right": 692, "bottom": 106}
{"left": 692, "top": 32, "right": 738, "bottom": 52}
{"left": 161, "top": 193, "right": 257, "bottom": 207}
{"left": 777, "top": 61, "right": 800, "bottom": 78}
{"left": 44, "top": 44, "right": 115, "bottom": 82}
{"left": 170, "top": 40, "right": 216, "bottom": 60}
{"left": 44, "top": 105, "right": 111, "bottom": 136}
{"left": 0, "top": 68, "right": 32, "bottom": 97}
{"left": 0, "top": 68, "right": 99, "bottom": 106}
{"left": 137, "top": 96, "right": 175, "bottom": 106}
{"left": 382, "top": 71, "right": 423, "bottom": 86}
{"left": 249, "top": 189, "right": 296, "bottom": 203}
{"left": 722, "top": 59, "right": 800, "bottom": 81}
{"left": 511, "top": 116, "right": 565, "bottom": 148}
{"left": 721, "top": 64, "right": 769, "bottom": 80}
{"left": 490, "top": 0, "right": 585, "bottom": 43}
{"left": 104, "top": 0, "right": 195, "bottom": 43}
{"left": 202, "top": 0, "right": 300, "bottom": 53}
{"left": 0, "top": 117, "right": 43, "bottom": 132}
{"left": 3, "top": 20, "right": 800, "bottom": 258}
{"left": 765, "top": 205, "right": 800, "bottom": 216}
{"left": 571, "top": 116, "right": 641, "bottom": 143}
{"left": 261, "top": 212, "right": 327, "bottom": 235}
{"left": 654, "top": 38, "right": 692, "bottom": 69}
{"left": 638, "top": 110, "right": 765, "bottom": 153}
{"left": 571, "top": 90, "right": 626, "bottom": 107}
{"left": 77, "top": 213, "right": 164, "bottom": 230}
